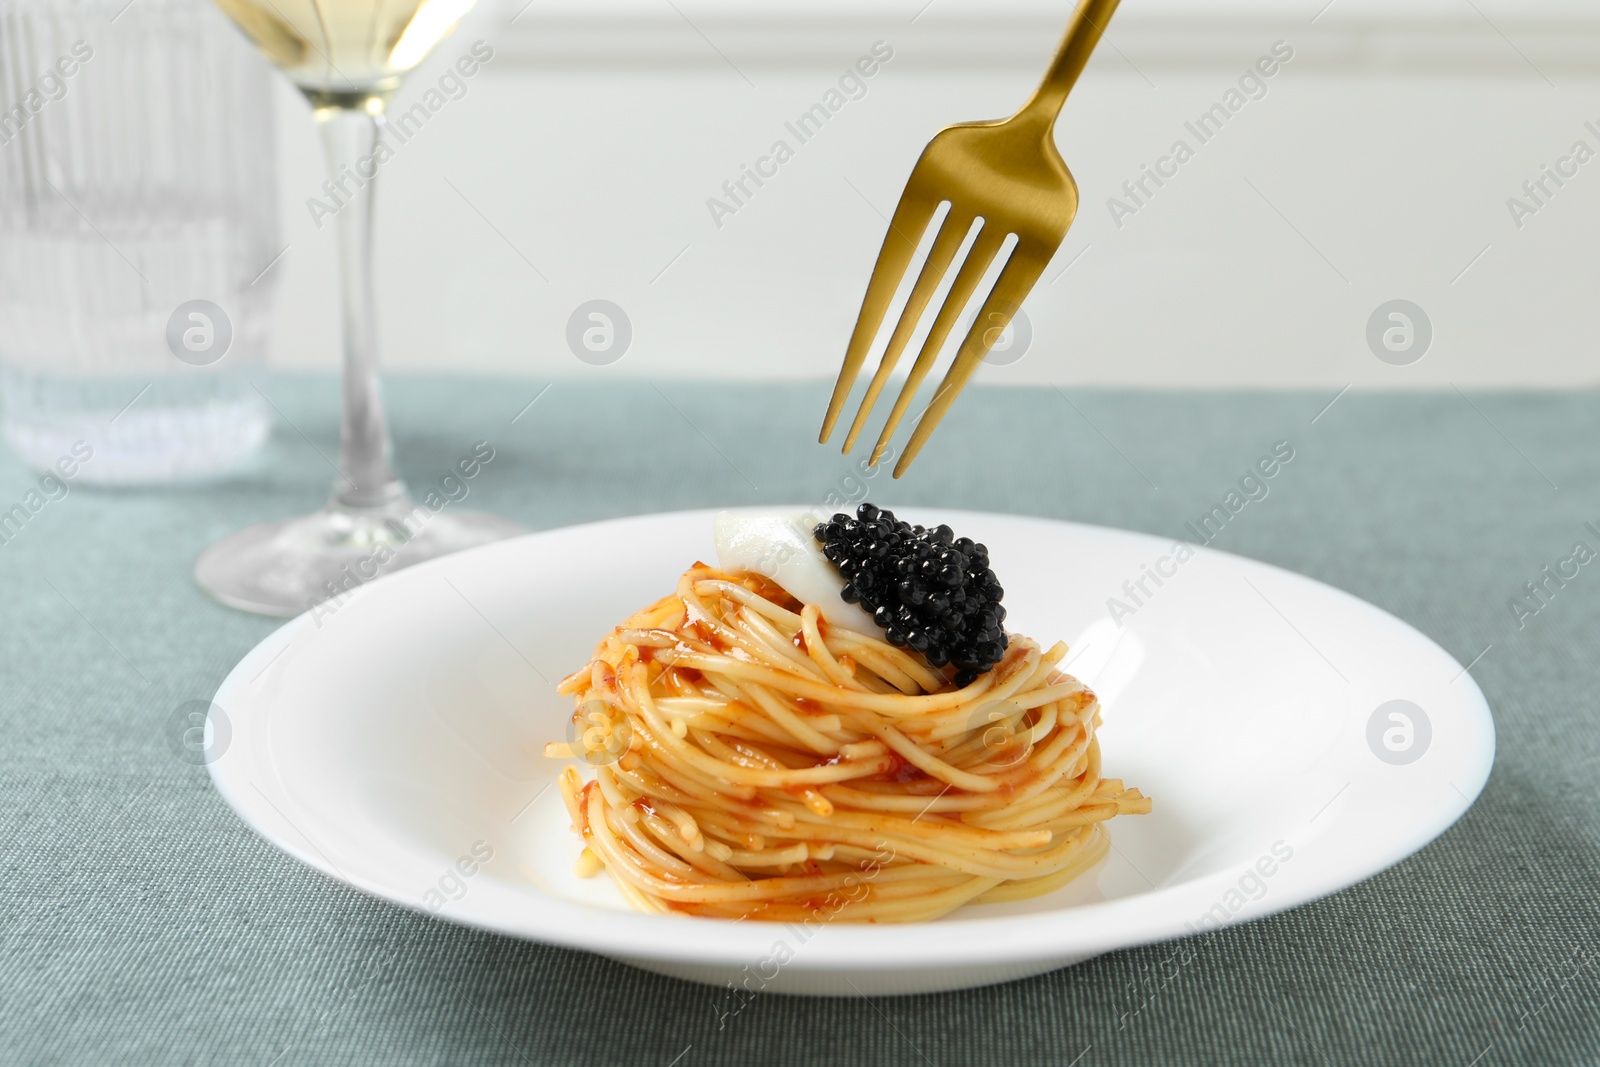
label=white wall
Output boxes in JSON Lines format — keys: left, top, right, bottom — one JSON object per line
{"left": 263, "top": 0, "right": 1600, "bottom": 387}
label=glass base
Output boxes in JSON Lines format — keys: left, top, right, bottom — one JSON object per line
{"left": 194, "top": 498, "right": 524, "bottom": 617}
{"left": 1, "top": 368, "right": 272, "bottom": 485}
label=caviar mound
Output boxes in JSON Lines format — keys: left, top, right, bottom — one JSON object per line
{"left": 813, "top": 503, "right": 1007, "bottom": 685}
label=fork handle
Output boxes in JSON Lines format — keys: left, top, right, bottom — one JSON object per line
{"left": 1018, "top": 0, "right": 1122, "bottom": 127}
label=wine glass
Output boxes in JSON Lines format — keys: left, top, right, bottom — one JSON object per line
{"left": 195, "top": 0, "right": 521, "bottom": 616}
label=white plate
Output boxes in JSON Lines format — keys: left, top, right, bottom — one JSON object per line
{"left": 208, "top": 508, "right": 1494, "bottom": 996}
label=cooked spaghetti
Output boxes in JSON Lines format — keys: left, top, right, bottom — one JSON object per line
{"left": 545, "top": 564, "right": 1150, "bottom": 923}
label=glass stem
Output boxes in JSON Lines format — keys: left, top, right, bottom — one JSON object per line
{"left": 316, "top": 106, "right": 405, "bottom": 511}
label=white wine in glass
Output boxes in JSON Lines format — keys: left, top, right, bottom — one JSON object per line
{"left": 196, "top": 0, "right": 521, "bottom": 616}
{"left": 210, "top": 0, "right": 475, "bottom": 106}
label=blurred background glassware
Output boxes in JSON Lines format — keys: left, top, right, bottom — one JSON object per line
{"left": 0, "top": 0, "right": 279, "bottom": 484}
{"left": 193, "top": 0, "right": 521, "bottom": 617}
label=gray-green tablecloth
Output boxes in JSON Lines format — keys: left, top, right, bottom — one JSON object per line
{"left": 2, "top": 377, "right": 1595, "bottom": 1066}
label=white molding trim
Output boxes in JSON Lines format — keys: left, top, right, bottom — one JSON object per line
{"left": 493, "top": 2, "right": 1600, "bottom": 74}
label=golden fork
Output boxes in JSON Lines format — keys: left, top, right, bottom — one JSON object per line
{"left": 819, "top": 0, "right": 1121, "bottom": 477}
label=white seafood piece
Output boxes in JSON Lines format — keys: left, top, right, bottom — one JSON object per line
{"left": 713, "top": 511, "right": 879, "bottom": 634}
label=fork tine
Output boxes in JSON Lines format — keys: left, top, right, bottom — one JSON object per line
{"left": 819, "top": 191, "right": 940, "bottom": 444}
{"left": 892, "top": 244, "right": 1051, "bottom": 477}
{"left": 866, "top": 225, "right": 1008, "bottom": 468}
{"left": 839, "top": 210, "right": 975, "bottom": 453}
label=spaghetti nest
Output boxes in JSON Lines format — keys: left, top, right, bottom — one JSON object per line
{"left": 546, "top": 564, "right": 1150, "bottom": 923}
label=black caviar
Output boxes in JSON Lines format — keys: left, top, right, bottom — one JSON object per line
{"left": 814, "top": 503, "right": 1007, "bottom": 686}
